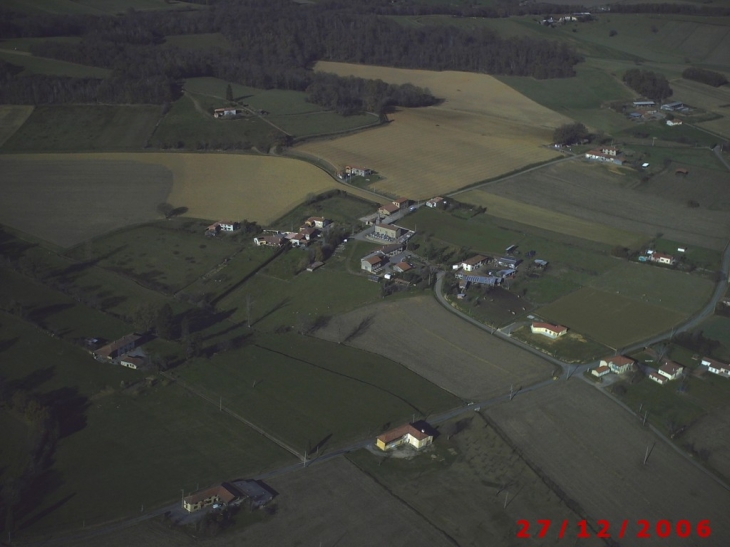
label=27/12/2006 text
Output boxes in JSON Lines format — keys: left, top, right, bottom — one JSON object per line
{"left": 516, "top": 519, "right": 711, "bottom": 539}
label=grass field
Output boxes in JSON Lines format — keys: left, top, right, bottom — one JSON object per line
{"left": 65, "top": 220, "right": 250, "bottom": 293}
{"left": 0, "top": 313, "right": 293, "bottom": 535}
{"left": 176, "top": 333, "right": 461, "bottom": 450}
{"left": 149, "top": 92, "right": 280, "bottom": 151}
{"left": 0, "top": 105, "right": 33, "bottom": 147}
{"left": 299, "top": 62, "right": 568, "bottom": 198}
{"left": 0, "top": 0, "right": 203, "bottom": 15}
{"left": 537, "top": 287, "right": 687, "bottom": 349}
{"left": 0, "top": 154, "right": 172, "bottom": 248}
{"left": 182, "top": 77, "right": 380, "bottom": 139}
{"left": 2, "top": 105, "right": 162, "bottom": 152}
{"left": 618, "top": 119, "right": 721, "bottom": 147}
{"left": 671, "top": 78, "right": 730, "bottom": 138}
{"left": 68, "top": 457, "right": 454, "bottom": 547}
{"left": 0, "top": 49, "right": 110, "bottom": 78}
{"left": 464, "top": 159, "right": 730, "bottom": 250}
{"left": 315, "top": 296, "right": 554, "bottom": 400}
{"left": 0, "top": 153, "right": 343, "bottom": 246}
{"left": 511, "top": 326, "right": 609, "bottom": 363}
{"left": 587, "top": 261, "right": 715, "bottom": 314}
{"left": 453, "top": 188, "right": 647, "bottom": 248}
{"left": 219, "top": 265, "right": 381, "bottom": 331}
{"left": 270, "top": 193, "right": 378, "bottom": 229}
{"left": 488, "top": 380, "right": 730, "bottom": 547}
{"left": 499, "top": 64, "right": 635, "bottom": 134}
{"left": 348, "top": 412, "right": 605, "bottom": 547}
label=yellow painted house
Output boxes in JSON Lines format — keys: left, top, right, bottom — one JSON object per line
{"left": 376, "top": 423, "right": 433, "bottom": 451}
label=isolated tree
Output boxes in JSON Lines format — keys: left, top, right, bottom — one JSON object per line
{"left": 131, "top": 302, "right": 157, "bottom": 332}
{"left": 225, "top": 83, "right": 233, "bottom": 102}
{"left": 553, "top": 122, "right": 589, "bottom": 145}
{"left": 156, "top": 202, "right": 174, "bottom": 219}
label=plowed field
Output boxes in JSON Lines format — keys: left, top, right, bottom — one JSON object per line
{"left": 315, "top": 296, "right": 553, "bottom": 400}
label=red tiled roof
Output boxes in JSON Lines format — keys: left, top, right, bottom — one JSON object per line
{"left": 660, "top": 362, "right": 682, "bottom": 375}
{"left": 184, "top": 483, "right": 240, "bottom": 506}
{"left": 377, "top": 423, "right": 430, "bottom": 444}
{"left": 608, "top": 356, "right": 634, "bottom": 366}
{"left": 463, "top": 255, "right": 487, "bottom": 266}
{"left": 379, "top": 203, "right": 399, "bottom": 214}
{"left": 532, "top": 322, "right": 567, "bottom": 334}
{"left": 649, "top": 371, "right": 667, "bottom": 383}
{"left": 365, "top": 255, "right": 384, "bottom": 265}
{"left": 396, "top": 262, "right": 412, "bottom": 271}
{"left": 594, "top": 365, "right": 610, "bottom": 374}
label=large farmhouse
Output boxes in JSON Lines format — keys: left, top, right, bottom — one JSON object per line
{"left": 585, "top": 147, "right": 624, "bottom": 165}
{"left": 376, "top": 423, "right": 433, "bottom": 451}
{"left": 183, "top": 482, "right": 242, "bottom": 512}
{"left": 361, "top": 253, "right": 386, "bottom": 273}
{"left": 93, "top": 334, "right": 141, "bottom": 361}
{"left": 254, "top": 234, "right": 286, "bottom": 247}
{"left": 600, "top": 356, "right": 635, "bottom": 374}
{"left": 374, "top": 224, "right": 401, "bottom": 240}
{"left": 658, "top": 361, "right": 683, "bottom": 381}
{"left": 454, "top": 255, "right": 488, "bottom": 272}
{"left": 701, "top": 357, "right": 730, "bottom": 378}
{"left": 649, "top": 252, "right": 676, "bottom": 266}
{"left": 378, "top": 203, "right": 400, "bottom": 216}
{"left": 530, "top": 322, "right": 568, "bottom": 339}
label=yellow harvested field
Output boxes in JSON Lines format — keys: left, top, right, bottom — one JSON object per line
{"left": 3, "top": 152, "right": 343, "bottom": 226}
{"left": 299, "top": 62, "right": 570, "bottom": 199}
{"left": 0, "top": 105, "right": 33, "bottom": 147}
{"left": 671, "top": 78, "right": 730, "bottom": 138}
{"left": 456, "top": 189, "right": 647, "bottom": 247}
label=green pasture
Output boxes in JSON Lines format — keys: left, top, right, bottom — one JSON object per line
{"left": 0, "top": 315, "right": 292, "bottom": 535}
{"left": 512, "top": 275, "right": 581, "bottom": 306}
{"left": 511, "top": 326, "right": 609, "bottom": 363}
{"left": 613, "top": 377, "right": 706, "bottom": 438}
{"left": 150, "top": 92, "right": 280, "bottom": 150}
{"left": 0, "top": 50, "right": 109, "bottom": 78}
{"left": 538, "top": 287, "right": 687, "bottom": 349}
{"left": 66, "top": 220, "right": 246, "bottom": 293}
{"left": 0, "top": 228, "right": 176, "bottom": 318}
{"left": 163, "top": 33, "right": 231, "bottom": 50}
{"left": 0, "top": 0, "right": 204, "bottom": 15}
{"left": 626, "top": 144, "right": 727, "bottom": 171}
{"left": 0, "top": 267, "right": 130, "bottom": 341}
{"left": 219, "top": 267, "right": 381, "bottom": 331}
{"left": 652, "top": 238, "right": 722, "bottom": 270}
{"left": 693, "top": 316, "right": 730, "bottom": 361}
{"left": 3, "top": 105, "right": 162, "bottom": 152}
{"left": 0, "top": 36, "right": 82, "bottom": 52}
{"left": 618, "top": 121, "right": 720, "bottom": 148}
{"left": 587, "top": 261, "right": 715, "bottom": 315}
{"left": 184, "top": 78, "right": 325, "bottom": 115}
{"left": 271, "top": 111, "right": 379, "bottom": 138}
{"left": 270, "top": 193, "right": 378, "bottom": 229}
{"left": 176, "top": 333, "right": 461, "bottom": 450}
{"left": 402, "top": 207, "right": 619, "bottom": 284}
{"left": 499, "top": 65, "right": 634, "bottom": 133}
{"left": 182, "top": 245, "right": 276, "bottom": 304}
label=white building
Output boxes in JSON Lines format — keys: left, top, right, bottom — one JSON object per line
{"left": 530, "top": 322, "right": 568, "bottom": 339}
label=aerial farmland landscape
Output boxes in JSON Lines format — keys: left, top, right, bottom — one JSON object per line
{"left": 1, "top": 0, "right": 730, "bottom": 545}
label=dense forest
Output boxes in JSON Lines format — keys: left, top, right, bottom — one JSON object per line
{"left": 0, "top": 0, "right": 584, "bottom": 108}
{"left": 623, "top": 69, "right": 673, "bottom": 102}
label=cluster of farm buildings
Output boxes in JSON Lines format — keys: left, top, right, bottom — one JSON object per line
{"left": 451, "top": 245, "right": 547, "bottom": 295}
{"left": 253, "top": 216, "right": 331, "bottom": 251}
{"left": 590, "top": 354, "right": 730, "bottom": 385}
{"left": 89, "top": 333, "right": 149, "bottom": 370}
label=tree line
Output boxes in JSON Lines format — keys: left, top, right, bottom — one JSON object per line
{"left": 623, "top": 68, "right": 673, "bottom": 102}
{"left": 1, "top": 0, "right": 582, "bottom": 106}
{"left": 682, "top": 68, "right": 728, "bottom": 88}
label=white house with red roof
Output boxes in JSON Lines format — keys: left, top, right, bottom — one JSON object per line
{"left": 658, "top": 361, "right": 683, "bottom": 381}
{"left": 701, "top": 357, "right": 730, "bottom": 378}
{"left": 600, "top": 355, "right": 635, "bottom": 374}
{"left": 530, "top": 322, "right": 568, "bottom": 339}
{"left": 648, "top": 371, "right": 668, "bottom": 385}
{"left": 650, "top": 252, "right": 676, "bottom": 265}
{"left": 455, "top": 254, "right": 489, "bottom": 272}
{"left": 592, "top": 365, "right": 610, "bottom": 377}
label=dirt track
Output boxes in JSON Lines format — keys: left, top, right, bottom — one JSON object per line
{"left": 315, "top": 296, "right": 554, "bottom": 400}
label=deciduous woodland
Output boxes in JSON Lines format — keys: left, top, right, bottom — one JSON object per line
{"left": 0, "top": 0, "right": 583, "bottom": 107}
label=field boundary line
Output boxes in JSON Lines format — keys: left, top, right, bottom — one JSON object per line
{"left": 343, "top": 456, "right": 460, "bottom": 546}
{"left": 580, "top": 376, "right": 730, "bottom": 492}
{"left": 161, "top": 372, "right": 304, "bottom": 460}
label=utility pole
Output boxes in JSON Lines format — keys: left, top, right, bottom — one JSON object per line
{"left": 643, "top": 410, "right": 648, "bottom": 426}
{"left": 643, "top": 444, "right": 652, "bottom": 465}
{"left": 509, "top": 384, "right": 514, "bottom": 401}
{"left": 503, "top": 491, "right": 509, "bottom": 508}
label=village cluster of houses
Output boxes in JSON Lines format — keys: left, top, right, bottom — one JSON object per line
{"left": 628, "top": 100, "right": 690, "bottom": 124}
{"left": 90, "top": 333, "right": 147, "bottom": 370}
{"left": 182, "top": 480, "right": 273, "bottom": 513}
{"left": 254, "top": 217, "right": 331, "bottom": 249}
{"left": 591, "top": 354, "right": 729, "bottom": 385}
{"left": 591, "top": 355, "right": 637, "bottom": 378}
